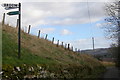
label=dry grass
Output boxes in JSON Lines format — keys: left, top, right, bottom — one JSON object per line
{"left": 2, "top": 24, "right": 104, "bottom": 67}
{"left": 2, "top": 24, "right": 107, "bottom": 78}
{"left": 100, "top": 61, "right": 115, "bottom": 67}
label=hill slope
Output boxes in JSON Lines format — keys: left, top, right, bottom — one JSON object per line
{"left": 2, "top": 24, "right": 105, "bottom": 79}
{"left": 81, "top": 48, "right": 111, "bottom": 56}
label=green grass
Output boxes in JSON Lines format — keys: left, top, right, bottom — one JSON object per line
{"left": 2, "top": 31, "right": 56, "bottom": 66}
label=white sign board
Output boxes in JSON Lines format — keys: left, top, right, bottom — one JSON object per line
{"left": 5, "top": 7, "right": 18, "bottom": 10}
{"left": 1, "top": 3, "right": 19, "bottom": 8}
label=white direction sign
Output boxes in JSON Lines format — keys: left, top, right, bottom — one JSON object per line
{"left": 1, "top": 3, "right": 19, "bottom": 8}
{"left": 5, "top": 7, "right": 18, "bottom": 10}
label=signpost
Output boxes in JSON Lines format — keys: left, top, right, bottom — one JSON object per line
{"left": 1, "top": 3, "right": 21, "bottom": 59}
{"left": 18, "top": 3, "right": 21, "bottom": 59}
{"left": 7, "top": 11, "right": 19, "bottom": 15}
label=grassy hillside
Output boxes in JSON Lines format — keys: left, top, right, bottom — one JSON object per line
{"left": 2, "top": 24, "right": 105, "bottom": 79}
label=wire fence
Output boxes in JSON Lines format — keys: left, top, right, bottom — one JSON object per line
{"left": 2, "top": 13, "right": 81, "bottom": 53}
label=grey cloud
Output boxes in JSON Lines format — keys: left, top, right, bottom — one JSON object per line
{"left": 1, "top": 2, "right": 107, "bottom": 27}
{"left": 22, "top": 2, "right": 106, "bottom": 26}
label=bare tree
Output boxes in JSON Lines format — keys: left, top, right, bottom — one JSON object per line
{"left": 105, "top": 0, "right": 120, "bottom": 67}
{"left": 104, "top": 1, "right": 119, "bottom": 39}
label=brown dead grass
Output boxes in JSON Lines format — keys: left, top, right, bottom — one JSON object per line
{"left": 100, "top": 61, "right": 115, "bottom": 67}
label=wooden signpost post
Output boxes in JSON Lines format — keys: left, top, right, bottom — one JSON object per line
{"left": 2, "top": 3, "right": 21, "bottom": 59}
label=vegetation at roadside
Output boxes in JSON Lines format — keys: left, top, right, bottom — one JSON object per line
{"left": 100, "top": 61, "right": 115, "bottom": 67}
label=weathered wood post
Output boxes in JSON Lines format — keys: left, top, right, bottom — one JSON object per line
{"left": 75, "top": 48, "right": 77, "bottom": 52}
{"left": 78, "top": 49, "right": 80, "bottom": 53}
{"left": 2, "top": 13, "right": 5, "bottom": 26}
{"left": 16, "top": 19, "right": 19, "bottom": 28}
{"left": 45, "top": 34, "right": 48, "bottom": 40}
{"left": 38, "top": 30, "right": 41, "bottom": 38}
{"left": 52, "top": 37, "right": 54, "bottom": 44}
{"left": 92, "top": 37, "right": 95, "bottom": 50}
{"left": 68, "top": 44, "right": 70, "bottom": 50}
{"left": 65, "top": 44, "right": 67, "bottom": 50}
{"left": 61, "top": 42, "right": 63, "bottom": 47}
{"left": 57, "top": 40, "right": 59, "bottom": 47}
{"left": 28, "top": 25, "right": 31, "bottom": 34}
{"left": 71, "top": 46, "right": 73, "bottom": 51}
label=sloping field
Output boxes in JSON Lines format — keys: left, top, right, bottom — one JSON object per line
{"left": 2, "top": 24, "right": 105, "bottom": 79}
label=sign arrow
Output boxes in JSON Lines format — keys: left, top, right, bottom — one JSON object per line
{"left": 5, "top": 7, "right": 19, "bottom": 10}
{"left": 7, "top": 11, "right": 19, "bottom": 15}
{"left": 1, "top": 3, "right": 19, "bottom": 8}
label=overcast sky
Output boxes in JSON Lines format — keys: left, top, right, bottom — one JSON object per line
{"left": 0, "top": 0, "right": 116, "bottom": 50}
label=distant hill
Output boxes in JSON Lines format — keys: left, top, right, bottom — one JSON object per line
{"left": 81, "top": 48, "right": 111, "bottom": 56}
{"left": 81, "top": 48, "right": 115, "bottom": 61}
